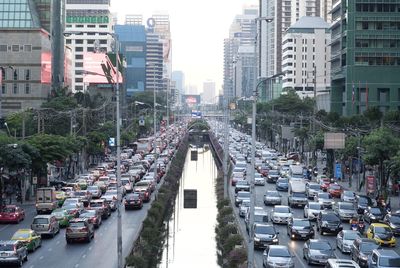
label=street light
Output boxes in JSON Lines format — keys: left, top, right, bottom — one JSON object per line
{"left": 64, "top": 30, "right": 123, "bottom": 268}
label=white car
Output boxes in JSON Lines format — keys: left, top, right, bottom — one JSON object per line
{"left": 306, "top": 182, "right": 322, "bottom": 199}
{"left": 254, "top": 173, "right": 265, "bottom": 186}
{"left": 304, "top": 202, "right": 323, "bottom": 220}
{"left": 336, "top": 230, "right": 360, "bottom": 253}
{"left": 341, "top": 190, "right": 356, "bottom": 202}
{"left": 271, "top": 205, "right": 292, "bottom": 224}
{"left": 239, "top": 200, "right": 250, "bottom": 217}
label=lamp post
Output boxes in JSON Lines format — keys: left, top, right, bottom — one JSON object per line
{"left": 146, "top": 62, "right": 158, "bottom": 184}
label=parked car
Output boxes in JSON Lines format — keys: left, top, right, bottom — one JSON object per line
{"left": 31, "top": 215, "right": 60, "bottom": 237}
{"left": 253, "top": 223, "right": 279, "bottom": 249}
{"left": 304, "top": 201, "right": 323, "bottom": 221}
{"left": 367, "top": 249, "right": 400, "bottom": 268}
{"left": 287, "top": 218, "right": 315, "bottom": 240}
{"left": 124, "top": 193, "right": 143, "bottom": 210}
{"left": 316, "top": 211, "right": 343, "bottom": 235}
{"left": 0, "top": 205, "right": 25, "bottom": 223}
{"left": 262, "top": 245, "right": 294, "bottom": 268}
{"left": 302, "top": 239, "right": 334, "bottom": 265}
{"left": 0, "top": 240, "right": 28, "bottom": 267}
{"left": 350, "top": 237, "right": 380, "bottom": 267}
{"left": 364, "top": 207, "right": 385, "bottom": 223}
{"left": 271, "top": 205, "right": 292, "bottom": 224}
{"left": 66, "top": 218, "right": 95, "bottom": 243}
{"left": 366, "top": 223, "right": 396, "bottom": 247}
{"left": 336, "top": 230, "right": 361, "bottom": 253}
{"left": 10, "top": 229, "right": 41, "bottom": 252}
{"left": 263, "top": 190, "right": 282, "bottom": 206}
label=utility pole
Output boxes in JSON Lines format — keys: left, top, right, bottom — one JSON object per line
{"left": 312, "top": 64, "right": 317, "bottom": 166}
{"left": 51, "top": 0, "right": 64, "bottom": 90}
{"left": 223, "top": 99, "right": 229, "bottom": 199}
{"left": 37, "top": 111, "right": 41, "bottom": 134}
{"left": 22, "top": 112, "right": 25, "bottom": 139}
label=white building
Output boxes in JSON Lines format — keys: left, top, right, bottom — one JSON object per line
{"left": 282, "top": 17, "right": 331, "bottom": 102}
{"left": 64, "top": 0, "right": 113, "bottom": 92}
{"left": 202, "top": 80, "right": 216, "bottom": 104}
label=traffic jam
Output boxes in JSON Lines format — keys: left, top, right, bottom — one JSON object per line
{"left": 209, "top": 120, "right": 400, "bottom": 268}
{"left": 0, "top": 123, "right": 187, "bottom": 267}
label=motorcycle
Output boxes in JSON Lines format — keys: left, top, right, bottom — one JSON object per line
{"left": 350, "top": 222, "right": 358, "bottom": 231}
{"left": 358, "top": 221, "right": 365, "bottom": 234}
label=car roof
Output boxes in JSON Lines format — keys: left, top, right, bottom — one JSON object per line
{"left": 34, "top": 215, "right": 53, "bottom": 218}
{"left": 373, "top": 249, "right": 399, "bottom": 257}
{"left": 14, "top": 229, "right": 32, "bottom": 233}
{"left": 370, "top": 223, "right": 390, "bottom": 227}
{"left": 309, "top": 239, "right": 330, "bottom": 244}
{"left": 356, "top": 237, "right": 377, "bottom": 244}
{"left": 268, "top": 245, "right": 288, "bottom": 250}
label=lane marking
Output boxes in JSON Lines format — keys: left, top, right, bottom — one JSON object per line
{"left": 88, "top": 246, "right": 92, "bottom": 251}
{"left": 48, "top": 248, "right": 52, "bottom": 252}
{"left": 39, "top": 256, "right": 44, "bottom": 260}
{"left": 82, "top": 254, "right": 86, "bottom": 259}
{"left": 0, "top": 224, "right": 10, "bottom": 232}
{"left": 75, "top": 264, "right": 79, "bottom": 268}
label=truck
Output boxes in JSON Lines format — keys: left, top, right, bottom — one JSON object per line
{"left": 288, "top": 180, "right": 308, "bottom": 207}
{"left": 289, "top": 164, "right": 304, "bottom": 180}
{"left": 36, "top": 187, "right": 58, "bottom": 214}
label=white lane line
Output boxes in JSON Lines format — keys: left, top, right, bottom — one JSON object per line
{"left": 82, "top": 254, "right": 86, "bottom": 259}
{"left": 39, "top": 256, "right": 44, "bottom": 260}
{"left": 74, "top": 264, "right": 79, "bottom": 268}
{"left": 104, "top": 227, "right": 108, "bottom": 231}
{"left": 29, "top": 265, "right": 34, "bottom": 268}
{"left": 99, "top": 232, "right": 103, "bottom": 236}
{"left": 0, "top": 224, "right": 10, "bottom": 232}
{"left": 288, "top": 243, "right": 306, "bottom": 268}
{"left": 88, "top": 246, "right": 92, "bottom": 251}
{"left": 48, "top": 248, "right": 52, "bottom": 252}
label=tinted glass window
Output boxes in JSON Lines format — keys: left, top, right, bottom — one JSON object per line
{"left": 379, "top": 256, "right": 400, "bottom": 267}
{"left": 269, "top": 247, "right": 291, "bottom": 257}
{"left": 275, "top": 207, "right": 290, "bottom": 213}
{"left": 70, "top": 222, "right": 86, "bottom": 228}
{"left": 0, "top": 244, "right": 14, "bottom": 251}
{"left": 309, "top": 241, "right": 331, "bottom": 250}
{"left": 255, "top": 225, "right": 275, "bottom": 234}
{"left": 33, "top": 218, "right": 49, "bottom": 224}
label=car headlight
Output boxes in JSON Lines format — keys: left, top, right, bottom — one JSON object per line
{"left": 360, "top": 255, "right": 368, "bottom": 261}
{"left": 370, "top": 215, "right": 376, "bottom": 219}
{"left": 254, "top": 237, "right": 260, "bottom": 242}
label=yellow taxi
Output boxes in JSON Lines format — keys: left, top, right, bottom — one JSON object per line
{"left": 55, "top": 191, "right": 67, "bottom": 207}
{"left": 366, "top": 223, "right": 396, "bottom": 247}
{"left": 11, "top": 229, "right": 42, "bottom": 252}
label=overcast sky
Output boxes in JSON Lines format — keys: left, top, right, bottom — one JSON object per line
{"left": 110, "top": 0, "right": 257, "bottom": 94}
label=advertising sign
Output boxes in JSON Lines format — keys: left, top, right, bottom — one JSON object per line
{"left": 324, "top": 132, "right": 345, "bottom": 149}
{"left": 66, "top": 16, "right": 109, "bottom": 24}
{"left": 83, "top": 53, "right": 123, "bottom": 84}
{"left": 366, "top": 175, "right": 376, "bottom": 195}
{"left": 335, "top": 163, "right": 342, "bottom": 180}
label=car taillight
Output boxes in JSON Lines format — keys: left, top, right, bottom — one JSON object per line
{"left": 66, "top": 228, "right": 72, "bottom": 233}
{"left": 81, "top": 227, "right": 88, "bottom": 232}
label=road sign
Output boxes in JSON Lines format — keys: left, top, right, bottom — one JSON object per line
{"left": 108, "top": 137, "right": 115, "bottom": 147}
{"left": 335, "top": 163, "right": 342, "bottom": 179}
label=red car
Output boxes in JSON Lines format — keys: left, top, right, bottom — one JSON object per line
{"left": 328, "top": 183, "right": 343, "bottom": 198}
{"left": 0, "top": 205, "right": 25, "bottom": 223}
{"left": 319, "top": 178, "right": 331, "bottom": 192}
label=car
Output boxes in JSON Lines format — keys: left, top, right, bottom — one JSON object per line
{"left": 231, "top": 172, "right": 245, "bottom": 186}
{"left": 304, "top": 201, "right": 323, "bottom": 220}
{"left": 328, "top": 183, "right": 343, "bottom": 198}
{"left": 79, "top": 209, "right": 102, "bottom": 228}
{"left": 367, "top": 249, "right": 400, "bottom": 268}
{"left": 336, "top": 230, "right": 361, "bottom": 253}
{"left": 258, "top": 165, "right": 269, "bottom": 177}
{"left": 262, "top": 245, "right": 294, "bottom": 268}
{"left": 303, "top": 239, "right": 334, "bottom": 265}
{"left": 350, "top": 237, "right": 380, "bottom": 267}
{"left": 66, "top": 218, "right": 95, "bottom": 243}
{"left": 61, "top": 198, "right": 85, "bottom": 217}
{"left": 89, "top": 199, "right": 111, "bottom": 219}
{"left": 263, "top": 190, "right": 282, "bottom": 206}
{"left": 383, "top": 211, "right": 400, "bottom": 236}
{"left": 314, "top": 192, "right": 334, "bottom": 209}
{"left": 235, "top": 191, "right": 250, "bottom": 207}
{"left": 31, "top": 215, "right": 60, "bottom": 237}
{"left": 245, "top": 207, "right": 269, "bottom": 233}
{"left": 366, "top": 223, "right": 396, "bottom": 247}
{"left": 326, "top": 259, "right": 360, "bottom": 268}
{"left": 0, "top": 205, "right": 25, "bottom": 223}
{"left": 254, "top": 173, "right": 265, "bottom": 186}
{"left": 87, "top": 185, "right": 102, "bottom": 199}
{"left": 239, "top": 200, "right": 250, "bottom": 217}
{"left": 275, "top": 177, "right": 289, "bottom": 191}
{"left": 125, "top": 193, "right": 143, "bottom": 210}
{"left": 51, "top": 208, "right": 74, "bottom": 227}
{"left": 364, "top": 207, "right": 385, "bottom": 223}
{"left": 55, "top": 191, "right": 68, "bottom": 206}
{"left": 0, "top": 240, "right": 28, "bottom": 267}
{"left": 356, "top": 195, "right": 374, "bottom": 214}
{"left": 267, "top": 169, "right": 280, "bottom": 183}
{"left": 271, "top": 205, "right": 292, "bottom": 224}
{"left": 11, "top": 229, "right": 41, "bottom": 252}
{"left": 253, "top": 223, "right": 279, "bottom": 249}
{"left": 121, "top": 178, "right": 133, "bottom": 193}
{"left": 306, "top": 182, "right": 321, "bottom": 199}
{"left": 341, "top": 190, "right": 356, "bottom": 202}
{"left": 70, "top": 190, "right": 92, "bottom": 204}
{"left": 287, "top": 218, "right": 315, "bottom": 240}
{"left": 319, "top": 178, "right": 331, "bottom": 192}
{"left": 235, "top": 179, "right": 250, "bottom": 193}
{"left": 334, "top": 202, "right": 358, "bottom": 221}
{"left": 316, "top": 211, "right": 343, "bottom": 235}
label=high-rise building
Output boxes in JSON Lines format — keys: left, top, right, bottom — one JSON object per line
{"left": 172, "top": 70, "right": 185, "bottom": 106}
{"left": 282, "top": 16, "right": 331, "bottom": 105}
{"left": 145, "top": 29, "right": 163, "bottom": 92}
{"left": 152, "top": 14, "right": 172, "bottom": 83}
{"left": 330, "top": 1, "right": 400, "bottom": 116}
{"left": 115, "top": 24, "right": 146, "bottom": 96}
{"left": 125, "top": 15, "right": 143, "bottom": 25}
{"left": 64, "top": 0, "right": 113, "bottom": 92}
{"left": 202, "top": 80, "right": 216, "bottom": 104}
{"left": 0, "top": 0, "right": 52, "bottom": 116}
{"left": 33, "top": 0, "right": 52, "bottom": 32}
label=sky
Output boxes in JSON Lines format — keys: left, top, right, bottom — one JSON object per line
{"left": 110, "top": 0, "right": 257, "bottom": 94}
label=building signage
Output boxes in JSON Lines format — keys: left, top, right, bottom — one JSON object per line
{"left": 66, "top": 16, "right": 109, "bottom": 24}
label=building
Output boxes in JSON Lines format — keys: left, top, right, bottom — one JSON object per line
{"left": 260, "top": 0, "right": 332, "bottom": 100}
{"left": 115, "top": 24, "right": 146, "bottom": 96}
{"left": 172, "top": 70, "right": 184, "bottom": 107}
{"left": 282, "top": 16, "right": 331, "bottom": 106}
{"left": 64, "top": 0, "right": 113, "bottom": 93}
{"left": 152, "top": 14, "right": 172, "bottom": 82}
{"left": 330, "top": 1, "right": 400, "bottom": 115}
{"left": 0, "top": 0, "right": 52, "bottom": 116}
{"left": 202, "top": 80, "right": 216, "bottom": 104}
{"left": 125, "top": 14, "right": 143, "bottom": 25}
{"left": 145, "top": 30, "right": 163, "bottom": 91}
{"left": 33, "top": 0, "right": 52, "bottom": 33}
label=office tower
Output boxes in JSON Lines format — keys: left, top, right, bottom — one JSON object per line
{"left": 125, "top": 14, "right": 143, "bottom": 25}
{"left": 203, "top": 80, "right": 216, "bottom": 104}
{"left": 172, "top": 71, "right": 185, "bottom": 107}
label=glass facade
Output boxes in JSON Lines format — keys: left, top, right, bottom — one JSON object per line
{"left": 0, "top": 0, "right": 41, "bottom": 28}
{"left": 33, "top": 0, "right": 51, "bottom": 32}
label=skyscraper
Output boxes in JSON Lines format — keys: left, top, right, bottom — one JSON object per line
{"left": 202, "top": 80, "right": 216, "bottom": 104}
{"left": 172, "top": 70, "right": 185, "bottom": 106}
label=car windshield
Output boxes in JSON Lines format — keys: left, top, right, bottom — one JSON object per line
{"left": 344, "top": 232, "right": 359, "bottom": 240}
{"left": 358, "top": 197, "right": 370, "bottom": 205}
{"left": 90, "top": 202, "right": 102, "bottom": 208}
{"left": 330, "top": 185, "right": 341, "bottom": 190}
{"left": 52, "top": 211, "right": 65, "bottom": 216}
{"left": 319, "top": 193, "right": 331, "bottom": 199}
{"left": 237, "top": 192, "right": 250, "bottom": 198}
{"left": 293, "top": 220, "right": 310, "bottom": 227}
{"left": 375, "top": 226, "right": 392, "bottom": 234}
{"left": 267, "top": 191, "right": 280, "bottom": 197}
{"left": 87, "top": 186, "right": 98, "bottom": 191}
{"left": 322, "top": 214, "right": 339, "bottom": 221}
{"left": 269, "top": 247, "right": 291, "bottom": 258}
{"left": 255, "top": 225, "right": 275, "bottom": 234}
{"left": 344, "top": 191, "right": 354, "bottom": 197}
{"left": 275, "top": 207, "right": 290, "bottom": 213}
{"left": 0, "top": 244, "right": 14, "bottom": 251}
{"left": 80, "top": 211, "right": 95, "bottom": 217}
{"left": 292, "top": 192, "right": 306, "bottom": 198}
{"left": 254, "top": 214, "right": 268, "bottom": 222}
{"left": 360, "top": 243, "right": 379, "bottom": 253}
{"left": 390, "top": 215, "right": 400, "bottom": 224}
{"left": 379, "top": 257, "right": 400, "bottom": 267}
{"left": 33, "top": 218, "right": 48, "bottom": 224}
{"left": 277, "top": 178, "right": 288, "bottom": 183}
{"left": 12, "top": 232, "right": 30, "bottom": 239}
{"left": 269, "top": 170, "right": 279, "bottom": 175}
{"left": 237, "top": 180, "right": 248, "bottom": 186}
{"left": 371, "top": 208, "right": 383, "bottom": 214}
{"left": 2, "top": 207, "right": 16, "bottom": 213}
{"left": 63, "top": 204, "right": 79, "bottom": 209}
{"left": 121, "top": 180, "right": 129, "bottom": 185}
{"left": 309, "top": 203, "right": 322, "bottom": 210}
{"left": 70, "top": 222, "right": 85, "bottom": 228}
{"left": 339, "top": 203, "right": 355, "bottom": 210}
{"left": 310, "top": 241, "right": 331, "bottom": 250}
{"left": 309, "top": 184, "right": 320, "bottom": 190}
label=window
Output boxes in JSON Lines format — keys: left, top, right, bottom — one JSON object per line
{"left": 12, "top": 45, "right": 19, "bottom": 52}
{"left": 75, "top": 47, "right": 83, "bottom": 52}
{"left": 24, "top": 45, "right": 31, "bottom": 52}
{"left": 13, "top": 83, "right": 18, "bottom": 94}
{"left": 362, "top": 22, "right": 369, "bottom": 30}
{"left": 25, "top": 83, "right": 30, "bottom": 94}
{"left": 13, "top": 69, "right": 18, "bottom": 80}
{"left": 25, "top": 69, "right": 30, "bottom": 80}
{"left": 75, "top": 39, "right": 83, "bottom": 44}
{"left": 1, "top": 84, "right": 6, "bottom": 94}
{"left": 75, "top": 55, "right": 83, "bottom": 60}
{"left": 75, "top": 78, "right": 83, "bottom": 83}
{"left": 66, "top": 39, "right": 72, "bottom": 44}
{"left": 1, "top": 68, "right": 5, "bottom": 80}
{"left": 0, "top": 45, "right": 7, "bottom": 52}
{"left": 75, "top": 62, "right": 83, "bottom": 67}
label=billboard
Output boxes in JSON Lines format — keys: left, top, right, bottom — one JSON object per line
{"left": 83, "top": 52, "right": 123, "bottom": 84}
{"left": 324, "top": 132, "right": 345, "bottom": 149}
{"left": 182, "top": 95, "right": 201, "bottom": 106}
{"left": 41, "top": 52, "right": 51, "bottom": 84}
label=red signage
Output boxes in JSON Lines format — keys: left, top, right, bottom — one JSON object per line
{"left": 366, "top": 175, "right": 376, "bottom": 194}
